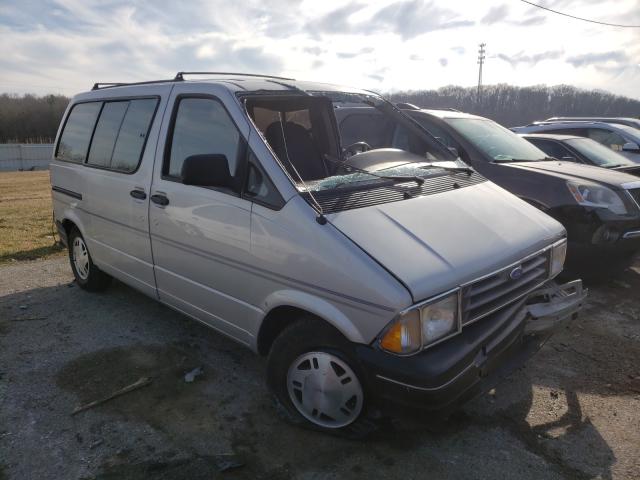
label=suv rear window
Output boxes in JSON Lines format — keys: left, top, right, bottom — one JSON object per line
{"left": 56, "top": 102, "right": 102, "bottom": 163}
{"left": 87, "top": 98, "right": 158, "bottom": 172}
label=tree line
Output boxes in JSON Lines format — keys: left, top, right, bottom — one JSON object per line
{"left": 0, "top": 93, "right": 69, "bottom": 143}
{"left": 1, "top": 85, "right": 639, "bottom": 143}
{"left": 388, "top": 84, "right": 640, "bottom": 127}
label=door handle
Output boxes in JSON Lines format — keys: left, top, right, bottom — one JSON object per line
{"left": 130, "top": 189, "right": 147, "bottom": 200}
{"left": 150, "top": 194, "right": 169, "bottom": 206}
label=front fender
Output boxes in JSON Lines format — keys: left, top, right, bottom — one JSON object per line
{"left": 262, "top": 289, "right": 367, "bottom": 344}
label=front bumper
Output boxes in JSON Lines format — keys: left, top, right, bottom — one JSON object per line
{"left": 356, "top": 280, "right": 586, "bottom": 414}
{"left": 556, "top": 206, "right": 640, "bottom": 258}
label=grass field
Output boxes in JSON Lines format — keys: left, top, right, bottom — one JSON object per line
{"left": 0, "top": 170, "right": 63, "bottom": 263}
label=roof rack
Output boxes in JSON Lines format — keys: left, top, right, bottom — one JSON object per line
{"left": 174, "top": 71, "right": 295, "bottom": 81}
{"left": 91, "top": 72, "right": 297, "bottom": 91}
{"left": 92, "top": 83, "right": 126, "bottom": 90}
{"left": 91, "top": 79, "right": 177, "bottom": 91}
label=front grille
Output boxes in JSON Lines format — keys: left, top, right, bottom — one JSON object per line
{"left": 303, "top": 172, "right": 486, "bottom": 214}
{"left": 628, "top": 188, "right": 640, "bottom": 209}
{"left": 461, "top": 249, "right": 551, "bottom": 325}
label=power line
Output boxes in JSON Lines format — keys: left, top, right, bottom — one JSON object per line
{"left": 518, "top": 0, "right": 640, "bottom": 28}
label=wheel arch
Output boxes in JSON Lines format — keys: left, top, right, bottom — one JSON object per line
{"left": 256, "top": 290, "right": 367, "bottom": 356}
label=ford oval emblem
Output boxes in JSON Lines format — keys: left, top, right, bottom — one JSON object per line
{"left": 510, "top": 266, "right": 524, "bottom": 280}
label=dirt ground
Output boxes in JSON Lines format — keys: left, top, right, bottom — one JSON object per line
{"left": 0, "top": 256, "right": 639, "bottom": 480}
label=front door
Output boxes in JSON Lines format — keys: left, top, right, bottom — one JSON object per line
{"left": 149, "top": 85, "right": 258, "bottom": 346}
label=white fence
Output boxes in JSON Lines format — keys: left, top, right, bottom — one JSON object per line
{"left": 0, "top": 144, "right": 54, "bottom": 171}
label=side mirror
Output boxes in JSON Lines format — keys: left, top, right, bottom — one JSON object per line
{"left": 622, "top": 142, "right": 640, "bottom": 152}
{"left": 447, "top": 146, "right": 459, "bottom": 157}
{"left": 181, "top": 154, "right": 234, "bottom": 189}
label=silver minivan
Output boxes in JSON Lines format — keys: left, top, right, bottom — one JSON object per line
{"left": 51, "top": 72, "right": 585, "bottom": 436}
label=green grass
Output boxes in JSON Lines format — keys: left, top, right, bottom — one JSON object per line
{"left": 0, "top": 171, "right": 64, "bottom": 263}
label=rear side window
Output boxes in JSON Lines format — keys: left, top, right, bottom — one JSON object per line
{"left": 166, "top": 97, "right": 241, "bottom": 178}
{"left": 56, "top": 102, "right": 102, "bottom": 163}
{"left": 87, "top": 98, "right": 158, "bottom": 172}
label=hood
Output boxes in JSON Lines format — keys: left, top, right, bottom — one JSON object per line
{"left": 616, "top": 165, "right": 640, "bottom": 177}
{"left": 328, "top": 182, "right": 564, "bottom": 302}
{"left": 502, "top": 160, "right": 638, "bottom": 187}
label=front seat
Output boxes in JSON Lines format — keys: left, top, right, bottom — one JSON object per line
{"left": 264, "top": 121, "right": 327, "bottom": 181}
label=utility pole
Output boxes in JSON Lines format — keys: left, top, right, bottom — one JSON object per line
{"left": 477, "top": 43, "right": 486, "bottom": 107}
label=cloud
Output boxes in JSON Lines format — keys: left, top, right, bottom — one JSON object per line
{"left": 482, "top": 5, "right": 509, "bottom": 25}
{"left": 307, "top": 0, "right": 473, "bottom": 40}
{"left": 566, "top": 51, "right": 630, "bottom": 68}
{"left": 451, "top": 46, "right": 465, "bottom": 55}
{"left": 336, "top": 46, "right": 374, "bottom": 59}
{"left": 517, "top": 15, "right": 546, "bottom": 26}
{"left": 497, "top": 50, "right": 564, "bottom": 67}
{"left": 307, "top": 2, "right": 366, "bottom": 35}
{"left": 303, "top": 46, "right": 324, "bottom": 56}
{"left": 369, "top": 0, "right": 474, "bottom": 40}
{"left": 439, "top": 58, "right": 449, "bottom": 67}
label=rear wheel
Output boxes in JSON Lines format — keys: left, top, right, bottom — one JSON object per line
{"left": 266, "top": 318, "right": 377, "bottom": 437}
{"left": 68, "top": 228, "right": 111, "bottom": 291}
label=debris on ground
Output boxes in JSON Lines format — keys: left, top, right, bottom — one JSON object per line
{"left": 212, "top": 453, "right": 244, "bottom": 472}
{"left": 71, "top": 377, "right": 153, "bottom": 415}
{"left": 89, "top": 439, "right": 104, "bottom": 450}
{"left": 184, "top": 366, "right": 204, "bottom": 383}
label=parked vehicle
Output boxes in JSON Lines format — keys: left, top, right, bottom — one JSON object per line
{"left": 51, "top": 73, "right": 584, "bottom": 435}
{"left": 521, "top": 133, "right": 640, "bottom": 176}
{"left": 543, "top": 117, "right": 640, "bottom": 130}
{"left": 336, "top": 106, "right": 640, "bottom": 275}
{"left": 511, "top": 121, "right": 640, "bottom": 163}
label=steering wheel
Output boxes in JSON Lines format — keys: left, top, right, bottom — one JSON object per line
{"left": 342, "top": 141, "right": 372, "bottom": 158}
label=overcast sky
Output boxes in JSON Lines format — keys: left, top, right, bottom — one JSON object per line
{"left": 1, "top": 0, "right": 639, "bottom": 98}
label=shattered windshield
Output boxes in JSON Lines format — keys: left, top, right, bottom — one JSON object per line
{"left": 446, "top": 118, "right": 547, "bottom": 162}
{"left": 247, "top": 90, "right": 458, "bottom": 194}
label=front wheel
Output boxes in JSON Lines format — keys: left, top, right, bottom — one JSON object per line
{"left": 266, "top": 318, "right": 377, "bottom": 437}
{"left": 68, "top": 227, "right": 111, "bottom": 291}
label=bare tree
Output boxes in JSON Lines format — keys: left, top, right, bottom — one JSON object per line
{"left": 388, "top": 84, "right": 640, "bottom": 127}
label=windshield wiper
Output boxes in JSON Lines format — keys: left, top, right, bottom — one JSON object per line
{"left": 420, "top": 164, "right": 474, "bottom": 175}
{"left": 323, "top": 155, "right": 425, "bottom": 185}
{"left": 493, "top": 158, "right": 542, "bottom": 163}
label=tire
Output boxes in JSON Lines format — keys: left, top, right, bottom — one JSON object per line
{"left": 68, "top": 227, "right": 111, "bottom": 292}
{"left": 266, "top": 317, "right": 379, "bottom": 438}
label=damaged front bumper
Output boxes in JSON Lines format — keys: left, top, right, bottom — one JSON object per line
{"left": 524, "top": 279, "right": 586, "bottom": 334}
{"left": 355, "top": 279, "right": 586, "bottom": 414}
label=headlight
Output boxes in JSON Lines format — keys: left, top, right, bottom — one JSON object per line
{"left": 549, "top": 239, "right": 567, "bottom": 278}
{"left": 566, "top": 181, "right": 628, "bottom": 215}
{"left": 379, "top": 291, "right": 460, "bottom": 355}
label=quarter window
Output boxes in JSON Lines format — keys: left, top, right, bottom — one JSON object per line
{"left": 167, "top": 98, "right": 241, "bottom": 179}
{"left": 56, "top": 102, "right": 102, "bottom": 163}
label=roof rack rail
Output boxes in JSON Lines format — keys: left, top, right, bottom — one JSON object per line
{"left": 92, "top": 83, "right": 126, "bottom": 90}
{"left": 91, "top": 79, "right": 179, "bottom": 91}
{"left": 174, "top": 71, "right": 295, "bottom": 81}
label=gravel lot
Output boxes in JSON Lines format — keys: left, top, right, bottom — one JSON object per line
{"left": 1, "top": 256, "right": 639, "bottom": 479}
